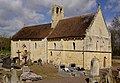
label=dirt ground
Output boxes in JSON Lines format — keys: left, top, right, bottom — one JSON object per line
{"left": 34, "top": 77, "right": 86, "bottom": 83}
{"left": 29, "top": 58, "right": 120, "bottom": 83}
{"left": 27, "top": 58, "right": 120, "bottom": 79}
{"left": 29, "top": 64, "right": 61, "bottom": 80}
{"left": 22, "top": 64, "right": 87, "bottom": 83}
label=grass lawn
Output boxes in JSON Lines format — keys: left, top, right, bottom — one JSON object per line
{"left": 0, "top": 50, "right": 10, "bottom": 55}
{"left": 112, "top": 59, "right": 120, "bottom": 67}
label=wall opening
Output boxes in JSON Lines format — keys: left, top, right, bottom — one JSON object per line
{"left": 50, "top": 51, "right": 52, "bottom": 56}
{"left": 73, "top": 42, "right": 75, "bottom": 50}
{"left": 60, "top": 8, "right": 62, "bottom": 13}
{"left": 56, "top": 7, "right": 59, "bottom": 14}
{"left": 16, "top": 43, "right": 18, "bottom": 48}
{"left": 103, "top": 57, "right": 107, "bottom": 67}
{"left": 35, "top": 43, "right": 37, "bottom": 49}
{"left": 96, "top": 41, "right": 98, "bottom": 50}
{"left": 54, "top": 43, "right": 56, "bottom": 49}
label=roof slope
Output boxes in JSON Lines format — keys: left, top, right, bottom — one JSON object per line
{"left": 12, "top": 14, "right": 94, "bottom": 40}
{"left": 48, "top": 14, "right": 94, "bottom": 39}
{"left": 12, "top": 23, "right": 52, "bottom": 40}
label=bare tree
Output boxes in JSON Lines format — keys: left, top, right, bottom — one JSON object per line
{"left": 0, "top": 32, "right": 10, "bottom": 51}
{"left": 109, "top": 15, "right": 120, "bottom": 56}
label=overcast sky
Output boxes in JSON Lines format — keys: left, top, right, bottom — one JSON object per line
{"left": 0, "top": 0, "right": 120, "bottom": 37}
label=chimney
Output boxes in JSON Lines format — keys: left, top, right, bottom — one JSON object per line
{"left": 51, "top": 4, "right": 64, "bottom": 28}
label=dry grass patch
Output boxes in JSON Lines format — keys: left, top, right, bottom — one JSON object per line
{"left": 112, "top": 58, "right": 120, "bottom": 68}
{"left": 29, "top": 64, "right": 61, "bottom": 80}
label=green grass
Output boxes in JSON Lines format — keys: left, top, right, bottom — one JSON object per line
{"left": 0, "top": 50, "right": 10, "bottom": 62}
{"left": 0, "top": 50, "right": 10, "bottom": 55}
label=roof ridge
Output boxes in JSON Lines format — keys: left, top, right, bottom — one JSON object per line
{"left": 60, "top": 13, "right": 95, "bottom": 21}
{"left": 24, "top": 23, "right": 51, "bottom": 28}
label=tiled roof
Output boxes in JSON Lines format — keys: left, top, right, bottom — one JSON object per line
{"left": 12, "top": 14, "right": 95, "bottom": 40}
{"left": 48, "top": 14, "right": 94, "bottom": 39}
{"left": 12, "top": 23, "right": 52, "bottom": 40}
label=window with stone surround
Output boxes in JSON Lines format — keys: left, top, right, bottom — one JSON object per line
{"left": 56, "top": 7, "right": 59, "bottom": 14}
{"left": 16, "top": 43, "right": 18, "bottom": 48}
{"left": 73, "top": 42, "right": 75, "bottom": 50}
{"left": 54, "top": 43, "right": 56, "bottom": 49}
{"left": 50, "top": 51, "right": 52, "bottom": 56}
{"left": 96, "top": 41, "right": 98, "bottom": 50}
{"left": 35, "top": 43, "right": 37, "bottom": 49}
{"left": 60, "top": 8, "right": 62, "bottom": 13}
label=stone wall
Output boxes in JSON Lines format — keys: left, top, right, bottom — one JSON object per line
{"left": 51, "top": 4, "right": 64, "bottom": 28}
{"left": 48, "top": 38, "right": 111, "bottom": 69}
{"left": 47, "top": 6, "right": 111, "bottom": 69}
{"left": 11, "top": 5, "right": 112, "bottom": 69}
{"left": 11, "top": 39, "right": 47, "bottom": 62}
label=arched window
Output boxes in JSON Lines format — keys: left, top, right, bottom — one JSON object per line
{"left": 60, "top": 8, "right": 62, "bottom": 13}
{"left": 54, "top": 43, "right": 56, "bottom": 49}
{"left": 35, "top": 43, "right": 37, "bottom": 49}
{"left": 103, "top": 57, "right": 107, "bottom": 67}
{"left": 96, "top": 41, "right": 98, "bottom": 50}
{"left": 73, "top": 42, "right": 75, "bottom": 50}
{"left": 56, "top": 7, "right": 59, "bottom": 14}
{"left": 50, "top": 51, "right": 52, "bottom": 56}
{"left": 16, "top": 43, "right": 18, "bottom": 48}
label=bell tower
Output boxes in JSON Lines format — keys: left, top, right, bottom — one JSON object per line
{"left": 51, "top": 4, "right": 64, "bottom": 28}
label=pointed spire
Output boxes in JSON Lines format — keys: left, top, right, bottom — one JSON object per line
{"left": 96, "top": 2, "right": 101, "bottom": 13}
{"left": 98, "top": 2, "right": 101, "bottom": 9}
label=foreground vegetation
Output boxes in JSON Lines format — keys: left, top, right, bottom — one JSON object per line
{"left": 112, "top": 56, "right": 120, "bottom": 68}
{"left": 0, "top": 50, "right": 10, "bottom": 55}
{"left": 109, "top": 15, "right": 120, "bottom": 56}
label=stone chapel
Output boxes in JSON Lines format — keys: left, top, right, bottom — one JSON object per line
{"left": 11, "top": 4, "right": 112, "bottom": 69}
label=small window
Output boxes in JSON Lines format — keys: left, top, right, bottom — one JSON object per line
{"left": 96, "top": 41, "right": 98, "bottom": 50}
{"left": 104, "top": 57, "right": 107, "bottom": 59}
{"left": 60, "top": 8, "right": 62, "bottom": 13}
{"left": 16, "top": 43, "right": 18, "bottom": 48}
{"left": 54, "top": 43, "right": 56, "bottom": 49}
{"left": 73, "top": 42, "right": 75, "bottom": 50}
{"left": 50, "top": 51, "right": 52, "bottom": 56}
{"left": 56, "top": 7, "right": 59, "bottom": 14}
{"left": 35, "top": 43, "right": 37, "bottom": 49}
